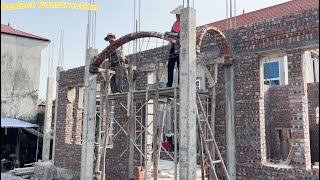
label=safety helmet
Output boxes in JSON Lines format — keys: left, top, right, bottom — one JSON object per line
{"left": 104, "top": 32, "right": 116, "bottom": 41}
{"left": 170, "top": 5, "right": 183, "bottom": 15}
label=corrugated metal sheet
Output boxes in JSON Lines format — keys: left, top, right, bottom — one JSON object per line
{"left": 22, "top": 127, "right": 43, "bottom": 138}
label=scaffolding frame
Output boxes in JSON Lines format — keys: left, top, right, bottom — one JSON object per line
{"left": 92, "top": 57, "right": 230, "bottom": 179}
{"left": 88, "top": 9, "right": 232, "bottom": 178}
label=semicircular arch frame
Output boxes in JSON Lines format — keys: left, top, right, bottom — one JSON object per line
{"left": 196, "top": 25, "right": 232, "bottom": 65}
{"left": 90, "top": 28, "right": 232, "bottom": 73}
{"left": 90, "top": 31, "right": 179, "bottom": 73}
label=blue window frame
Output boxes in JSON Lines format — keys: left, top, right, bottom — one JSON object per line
{"left": 264, "top": 61, "right": 279, "bottom": 79}
{"left": 263, "top": 61, "right": 280, "bottom": 85}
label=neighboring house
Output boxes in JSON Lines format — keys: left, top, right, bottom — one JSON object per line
{"left": 52, "top": 0, "right": 319, "bottom": 179}
{"left": 1, "top": 24, "right": 50, "bottom": 121}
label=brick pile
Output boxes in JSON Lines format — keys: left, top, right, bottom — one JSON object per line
{"left": 134, "top": 166, "right": 144, "bottom": 180}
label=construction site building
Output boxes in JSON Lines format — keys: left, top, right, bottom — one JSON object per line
{"left": 35, "top": 0, "right": 319, "bottom": 179}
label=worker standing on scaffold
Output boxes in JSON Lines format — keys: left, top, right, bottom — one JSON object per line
{"left": 165, "top": 5, "right": 183, "bottom": 87}
{"left": 104, "top": 33, "right": 125, "bottom": 93}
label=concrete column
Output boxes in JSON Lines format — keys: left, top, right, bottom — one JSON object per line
{"left": 179, "top": 7, "right": 197, "bottom": 180}
{"left": 80, "top": 48, "right": 98, "bottom": 180}
{"left": 225, "top": 66, "right": 236, "bottom": 179}
{"left": 300, "top": 50, "right": 312, "bottom": 169}
{"left": 42, "top": 77, "right": 53, "bottom": 161}
{"left": 52, "top": 67, "right": 63, "bottom": 164}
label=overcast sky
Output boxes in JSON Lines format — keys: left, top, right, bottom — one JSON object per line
{"left": 1, "top": 0, "right": 291, "bottom": 99}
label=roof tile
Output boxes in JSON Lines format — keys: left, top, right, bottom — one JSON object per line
{"left": 1, "top": 24, "right": 49, "bottom": 41}
{"left": 204, "top": 0, "right": 319, "bottom": 31}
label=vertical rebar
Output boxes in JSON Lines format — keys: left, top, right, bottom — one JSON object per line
{"left": 234, "top": 0, "right": 236, "bottom": 28}
{"left": 91, "top": 0, "right": 94, "bottom": 47}
{"left": 134, "top": 0, "right": 136, "bottom": 33}
{"left": 62, "top": 30, "right": 64, "bottom": 66}
{"left": 87, "top": 0, "right": 91, "bottom": 48}
{"left": 94, "top": 4, "right": 97, "bottom": 48}
{"left": 226, "top": 0, "right": 229, "bottom": 30}
{"left": 229, "top": 0, "right": 233, "bottom": 28}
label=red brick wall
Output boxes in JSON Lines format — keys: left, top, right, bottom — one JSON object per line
{"left": 264, "top": 86, "right": 291, "bottom": 128}
{"left": 264, "top": 86, "right": 290, "bottom": 160}
{"left": 54, "top": 64, "right": 150, "bottom": 179}
{"left": 234, "top": 54, "right": 262, "bottom": 165}
{"left": 54, "top": 67, "right": 85, "bottom": 172}
{"left": 232, "top": 7, "right": 319, "bottom": 179}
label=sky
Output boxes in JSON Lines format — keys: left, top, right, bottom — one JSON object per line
{"left": 1, "top": 0, "right": 291, "bottom": 100}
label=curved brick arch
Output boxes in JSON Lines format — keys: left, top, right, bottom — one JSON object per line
{"left": 90, "top": 31, "right": 179, "bottom": 73}
{"left": 196, "top": 26, "right": 232, "bottom": 65}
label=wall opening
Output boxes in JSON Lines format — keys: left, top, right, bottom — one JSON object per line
{"left": 277, "top": 128, "right": 292, "bottom": 160}
{"left": 75, "top": 86, "right": 85, "bottom": 145}
{"left": 260, "top": 52, "right": 293, "bottom": 165}
{"left": 305, "top": 49, "right": 319, "bottom": 83}
{"left": 305, "top": 48, "right": 319, "bottom": 167}
{"left": 65, "top": 87, "right": 76, "bottom": 144}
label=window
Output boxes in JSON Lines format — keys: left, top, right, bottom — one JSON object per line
{"left": 264, "top": 61, "right": 280, "bottom": 85}
{"left": 262, "top": 56, "right": 288, "bottom": 86}
{"left": 196, "top": 78, "right": 201, "bottom": 90}
{"left": 78, "top": 87, "right": 84, "bottom": 109}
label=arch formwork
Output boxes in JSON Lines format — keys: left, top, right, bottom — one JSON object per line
{"left": 89, "top": 27, "right": 233, "bottom": 179}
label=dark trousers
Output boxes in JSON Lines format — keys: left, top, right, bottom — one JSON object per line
{"left": 167, "top": 46, "right": 179, "bottom": 87}
{"left": 110, "top": 63, "right": 123, "bottom": 93}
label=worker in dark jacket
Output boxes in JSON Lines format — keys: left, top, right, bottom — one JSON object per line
{"left": 105, "top": 33, "right": 125, "bottom": 93}
{"left": 165, "top": 5, "right": 183, "bottom": 87}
